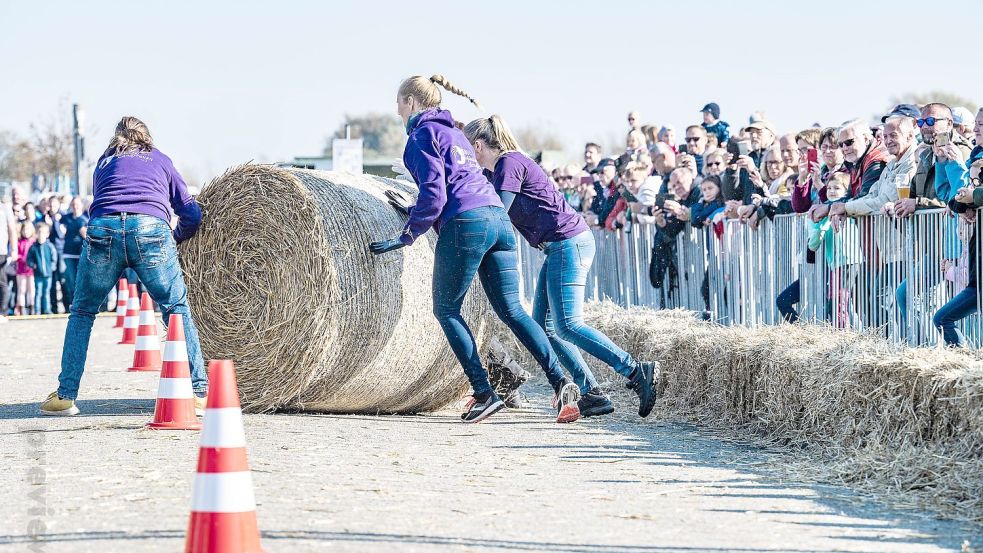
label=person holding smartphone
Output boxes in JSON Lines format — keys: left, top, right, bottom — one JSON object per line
{"left": 463, "top": 114, "right": 659, "bottom": 420}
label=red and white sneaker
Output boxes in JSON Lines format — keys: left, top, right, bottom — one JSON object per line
{"left": 554, "top": 381, "right": 581, "bottom": 423}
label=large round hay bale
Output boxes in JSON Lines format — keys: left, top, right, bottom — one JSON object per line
{"left": 178, "top": 164, "right": 493, "bottom": 414}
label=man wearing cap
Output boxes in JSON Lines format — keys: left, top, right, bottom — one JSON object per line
{"left": 952, "top": 106, "right": 975, "bottom": 142}
{"left": 743, "top": 121, "right": 777, "bottom": 165}
{"left": 588, "top": 158, "right": 620, "bottom": 228}
{"left": 701, "top": 102, "right": 730, "bottom": 146}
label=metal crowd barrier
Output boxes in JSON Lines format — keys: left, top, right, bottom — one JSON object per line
{"left": 514, "top": 208, "right": 982, "bottom": 348}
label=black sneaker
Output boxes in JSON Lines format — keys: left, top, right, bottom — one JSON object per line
{"left": 553, "top": 380, "right": 580, "bottom": 423}
{"left": 578, "top": 388, "right": 615, "bottom": 418}
{"left": 628, "top": 362, "right": 658, "bottom": 418}
{"left": 461, "top": 393, "right": 505, "bottom": 423}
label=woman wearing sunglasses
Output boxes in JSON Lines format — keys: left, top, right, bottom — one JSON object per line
{"left": 463, "top": 114, "right": 659, "bottom": 420}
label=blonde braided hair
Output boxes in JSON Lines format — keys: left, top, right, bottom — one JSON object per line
{"left": 398, "top": 74, "right": 481, "bottom": 110}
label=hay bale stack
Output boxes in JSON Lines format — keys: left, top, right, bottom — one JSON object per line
{"left": 580, "top": 302, "right": 983, "bottom": 520}
{"left": 178, "top": 164, "right": 492, "bottom": 414}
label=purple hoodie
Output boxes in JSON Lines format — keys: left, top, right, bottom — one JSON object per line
{"left": 90, "top": 148, "right": 202, "bottom": 243}
{"left": 399, "top": 109, "right": 503, "bottom": 245}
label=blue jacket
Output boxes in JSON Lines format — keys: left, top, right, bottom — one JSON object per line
{"left": 399, "top": 108, "right": 502, "bottom": 245}
{"left": 26, "top": 240, "right": 58, "bottom": 278}
{"left": 702, "top": 120, "right": 731, "bottom": 145}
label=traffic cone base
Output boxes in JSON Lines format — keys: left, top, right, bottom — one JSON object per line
{"left": 186, "top": 512, "right": 262, "bottom": 553}
{"left": 147, "top": 314, "right": 201, "bottom": 430}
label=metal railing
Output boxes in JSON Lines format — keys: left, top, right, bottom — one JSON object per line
{"left": 514, "top": 209, "right": 982, "bottom": 348}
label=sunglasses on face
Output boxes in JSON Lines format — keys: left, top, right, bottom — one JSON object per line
{"left": 557, "top": 175, "right": 574, "bottom": 181}
{"left": 838, "top": 138, "right": 856, "bottom": 148}
{"left": 916, "top": 117, "right": 950, "bottom": 128}
{"left": 707, "top": 161, "right": 723, "bottom": 167}
{"left": 685, "top": 136, "right": 701, "bottom": 143}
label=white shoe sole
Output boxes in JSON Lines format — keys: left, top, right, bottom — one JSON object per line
{"left": 463, "top": 400, "right": 505, "bottom": 423}
{"left": 40, "top": 405, "right": 80, "bottom": 416}
{"left": 556, "top": 383, "right": 581, "bottom": 423}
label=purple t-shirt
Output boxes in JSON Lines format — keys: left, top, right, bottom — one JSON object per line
{"left": 90, "top": 148, "right": 202, "bottom": 242}
{"left": 491, "top": 152, "right": 588, "bottom": 247}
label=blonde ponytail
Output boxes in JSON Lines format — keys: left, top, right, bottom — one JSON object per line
{"left": 463, "top": 114, "right": 522, "bottom": 154}
{"left": 106, "top": 116, "right": 153, "bottom": 155}
{"left": 429, "top": 74, "right": 481, "bottom": 110}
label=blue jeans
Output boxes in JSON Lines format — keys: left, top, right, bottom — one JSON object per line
{"left": 777, "top": 279, "right": 800, "bottom": 323}
{"left": 34, "top": 276, "right": 52, "bottom": 314}
{"left": 932, "top": 287, "right": 978, "bottom": 347}
{"left": 532, "top": 231, "right": 633, "bottom": 394}
{"left": 63, "top": 257, "right": 80, "bottom": 309}
{"left": 433, "top": 206, "right": 565, "bottom": 397}
{"left": 57, "top": 213, "right": 207, "bottom": 400}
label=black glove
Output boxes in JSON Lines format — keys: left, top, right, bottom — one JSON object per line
{"left": 385, "top": 189, "right": 413, "bottom": 216}
{"left": 369, "top": 237, "right": 405, "bottom": 255}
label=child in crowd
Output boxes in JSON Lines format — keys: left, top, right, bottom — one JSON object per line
{"left": 808, "top": 172, "right": 861, "bottom": 328}
{"left": 15, "top": 222, "right": 36, "bottom": 316}
{"left": 691, "top": 175, "right": 726, "bottom": 319}
{"left": 700, "top": 102, "right": 731, "bottom": 146}
{"left": 26, "top": 223, "right": 58, "bottom": 315}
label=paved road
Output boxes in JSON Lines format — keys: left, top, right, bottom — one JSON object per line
{"left": 1, "top": 317, "right": 980, "bottom": 552}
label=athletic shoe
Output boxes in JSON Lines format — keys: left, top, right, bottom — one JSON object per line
{"left": 40, "top": 391, "right": 80, "bottom": 416}
{"left": 554, "top": 380, "right": 580, "bottom": 423}
{"left": 628, "top": 362, "right": 658, "bottom": 418}
{"left": 461, "top": 393, "right": 505, "bottom": 423}
{"left": 578, "top": 388, "right": 615, "bottom": 418}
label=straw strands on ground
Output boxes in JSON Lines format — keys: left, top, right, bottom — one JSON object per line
{"left": 178, "top": 164, "right": 494, "bottom": 414}
{"left": 578, "top": 302, "right": 983, "bottom": 521}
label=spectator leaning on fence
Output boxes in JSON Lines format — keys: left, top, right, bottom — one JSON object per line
{"left": 649, "top": 167, "right": 701, "bottom": 302}
{"left": 588, "top": 158, "right": 619, "bottom": 227}
{"left": 935, "top": 160, "right": 983, "bottom": 347}
{"left": 809, "top": 119, "right": 887, "bottom": 222}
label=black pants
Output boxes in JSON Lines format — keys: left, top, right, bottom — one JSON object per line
{"left": 0, "top": 255, "right": 8, "bottom": 316}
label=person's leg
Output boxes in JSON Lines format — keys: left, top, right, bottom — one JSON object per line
{"left": 546, "top": 233, "right": 635, "bottom": 379}
{"left": 57, "top": 220, "right": 126, "bottom": 399}
{"left": 932, "top": 287, "right": 978, "bottom": 347}
{"left": 532, "top": 251, "right": 597, "bottom": 395}
{"left": 776, "top": 279, "right": 800, "bottom": 323}
{"left": 431, "top": 211, "right": 495, "bottom": 398}
{"left": 0, "top": 256, "right": 8, "bottom": 318}
{"left": 477, "top": 212, "right": 566, "bottom": 390}
{"left": 62, "top": 258, "right": 76, "bottom": 308}
{"left": 15, "top": 274, "right": 27, "bottom": 313}
{"left": 127, "top": 217, "right": 207, "bottom": 394}
{"left": 50, "top": 262, "right": 60, "bottom": 314}
{"left": 35, "top": 277, "right": 50, "bottom": 314}
{"left": 25, "top": 274, "right": 35, "bottom": 315}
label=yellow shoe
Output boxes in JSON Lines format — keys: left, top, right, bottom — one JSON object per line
{"left": 194, "top": 394, "right": 207, "bottom": 416}
{"left": 40, "top": 391, "right": 80, "bottom": 416}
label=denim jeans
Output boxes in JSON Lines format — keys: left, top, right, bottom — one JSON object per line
{"left": 777, "top": 279, "right": 800, "bottom": 323}
{"left": 531, "top": 231, "right": 633, "bottom": 394}
{"left": 433, "top": 206, "right": 565, "bottom": 397}
{"left": 34, "top": 276, "right": 52, "bottom": 314}
{"left": 58, "top": 213, "right": 207, "bottom": 400}
{"left": 932, "top": 287, "right": 978, "bottom": 347}
{"left": 63, "top": 257, "right": 80, "bottom": 309}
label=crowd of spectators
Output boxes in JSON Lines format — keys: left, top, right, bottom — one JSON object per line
{"left": 0, "top": 189, "right": 90, "bottom": 322}
{"left": 547, "top": 101, "right": 983, "bottom": 347}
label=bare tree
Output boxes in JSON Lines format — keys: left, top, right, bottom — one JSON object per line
{"left": 325, "top": 113, "right": 406, "bottom": 159}
{"left": 514, "top": 127, "right": 565, "bottom": 153}
{"left": 0, "top": 131, "right": 37, "bottom": 183}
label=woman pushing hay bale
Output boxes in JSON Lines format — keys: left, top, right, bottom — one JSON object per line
{"left": 178, "top": 164, "right": 494, "bottom": 414}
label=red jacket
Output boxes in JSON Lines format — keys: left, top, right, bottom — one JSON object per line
{"left": 847, "top": 140, "right": 888, "bottom": 199}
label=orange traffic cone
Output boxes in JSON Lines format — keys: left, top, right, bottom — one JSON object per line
{"left": 118, "top": 284, "right": 140, "bottom": 345}
{"left": 113, "top": 278, "right": 129, "bottom": 328}
{"left": 147, "top": 314, "right": 201, "bottom": 430}
{"left": 127, "top": 293, "right": 162, "bottom": 372}
{"left": 185, "top": 360, "right": 264, "bottom": 553}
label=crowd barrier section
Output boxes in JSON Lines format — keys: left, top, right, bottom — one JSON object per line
{"left": 514, "top": 208, "right": 982, "bottom": 348}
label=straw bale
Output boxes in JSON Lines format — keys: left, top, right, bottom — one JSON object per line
{"left": 178, "top": 164, "right": 493, "bottom": 414}
{"left": 581, "top": 302, "right": 983, "bottom": 520}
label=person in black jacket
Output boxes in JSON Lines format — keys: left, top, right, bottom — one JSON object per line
{"left": 934, "top": 161, "right": 983, "bottom": 347}
{"left": 26, "top": 224, "right": 58, "bottom": 315}
{"left": 650, "top": 168, "right": 701, "bottom": 306}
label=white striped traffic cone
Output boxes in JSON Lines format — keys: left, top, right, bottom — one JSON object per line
{"left": 147, "top": 314, "right": 201, "bottom": 430}
{"left": 185, "top": 360, "right": 264, "bottom": 553}
{"left": 127, "top": 292, "right": 162, "bottom": 372}
{"left": 113, "top": 278, "right": 129, "bottom": 328}
{"left": 118, "top": 283, "right": 140, "bottom": 345}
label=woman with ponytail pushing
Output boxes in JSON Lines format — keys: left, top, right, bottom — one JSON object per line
{"left": 41, "top": 117, "right": 208, "bottom": 416}
{"left": 370, "top": 75, "right": 580, "bottom": 423}
{"left": 464, "top": 115, "right": 658, "bottom": 419}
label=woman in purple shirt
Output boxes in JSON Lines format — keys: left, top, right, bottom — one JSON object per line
{"left": 370, "top": 75, "right": 579, "bottom": 423}
{"left": 464, "top": 115, "right": 657, "bottom": 419}
{"left": 40, "top": 117, "right": 208, "bottom": 416}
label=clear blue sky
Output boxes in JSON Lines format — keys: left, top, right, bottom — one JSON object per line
{"left": 2, "top": 0, "right": 981, "bottom": 184}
